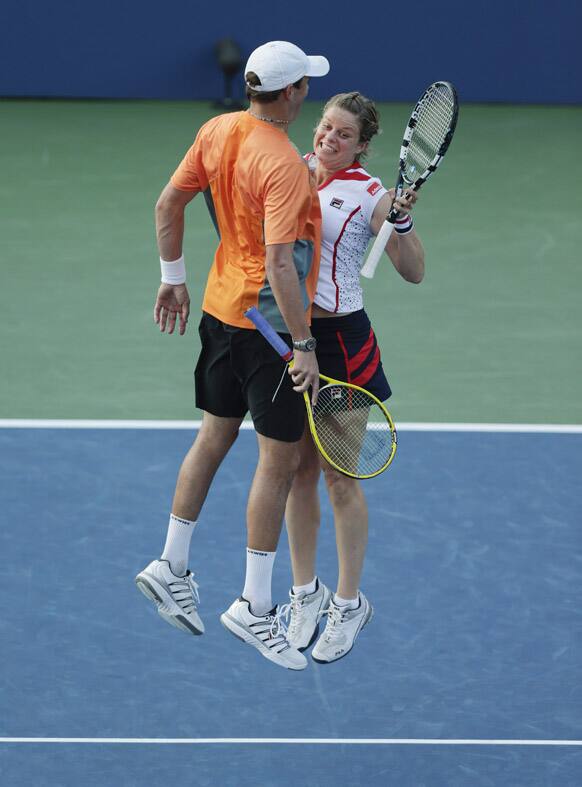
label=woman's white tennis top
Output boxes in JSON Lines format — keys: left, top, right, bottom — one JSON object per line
{"left": 306, "top": 153, "right": 388, "bottom": 313}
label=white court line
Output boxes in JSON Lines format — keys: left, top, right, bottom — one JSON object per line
{"left": 0, "top": 738, "right": 581, "bottom": 746}
{"left": 1, "top": 421, "right": 578, "bottom": 753}
{"left": 0, "top": 419, "right": 581, "bottom": 433}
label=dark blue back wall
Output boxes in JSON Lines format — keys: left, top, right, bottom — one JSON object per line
{"left": 2, "top": 0, "right": 581, "bottom": 103}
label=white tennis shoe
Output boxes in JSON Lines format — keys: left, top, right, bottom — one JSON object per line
{"left": 312, "top": 592, "right": 373, "bottom": 663}
{"left": 286, "top": 579, "right": 332, "bottom": 651}
{"left": 135, "top": 559, "right": 204, "bottom": 635}
{"left": 220, "top": 597, "right": 307, "bottom": 670}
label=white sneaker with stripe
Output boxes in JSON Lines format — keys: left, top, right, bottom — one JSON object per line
{"left": 312, "top": 592, "right": 373, "bottom": 663}
{"left": 220, "top": 597, "right": 307, "bottom": 670}
{"left": 135, "top": 559, "right": 204, "bottom": 635}
{"left": 287, "top": 579, "right": 332, "bottom": 651}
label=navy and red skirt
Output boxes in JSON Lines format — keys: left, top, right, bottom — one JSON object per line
{"left": 310, "top": 309, "right": 391, "bottom": 401}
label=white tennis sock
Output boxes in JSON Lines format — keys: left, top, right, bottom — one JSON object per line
{"left": 292, "top": 576, "right": 317, "bottom": 596}
{"left": 160, "top": 514, "right": 197, "bottom": 577}
{"left": 243, "top": 548, "right": 276, "bottom": 617}
{"left": 334, "top": 593, "right": 359, "bottom": 611}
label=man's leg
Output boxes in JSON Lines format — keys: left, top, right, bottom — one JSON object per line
{"left": 220, "top": 326, "right": 310, "bottom": 669}
{"left": 220, "top": 432, "right": 308, "bottom": 670}
{"left": 171, "top": 412, "right": 243, "bottom": 522}
{"left": 241, "top": 432, "right": 301, "bottom": 613}
{"left": 136, "top": 412, "right": 242, "bottom": 635}
{"left": 246, "top": 432, "right": 301, "bottom": 551}
{"left": 285, "top": 428, "right": 321, "bottom": 587}
{"left": 158, "top": 411, "right": 243, "bottom": 573}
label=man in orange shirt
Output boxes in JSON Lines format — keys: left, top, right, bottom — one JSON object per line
{"left": 136, "top": 41, "right": 330, "bottom": 670}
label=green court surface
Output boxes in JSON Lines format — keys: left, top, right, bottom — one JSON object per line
{"left": 1, "top": 99, "right": 581, "bottom": 423}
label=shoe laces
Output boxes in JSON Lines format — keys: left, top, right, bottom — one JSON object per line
{"left": 287, "top": 593, "right": 306, "bottom": 637}
{"left": 169, "top": 572, "right": 200, "bottom": 613}
{"left": 320, "top": 603, "right": 346, "bottom": 642}
{"left": 268, "top": 603, "right": 292, "bottom": 644}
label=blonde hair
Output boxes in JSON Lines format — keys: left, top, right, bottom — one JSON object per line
{"left": 321, "top": 92, "right": 380, "bottom": 157}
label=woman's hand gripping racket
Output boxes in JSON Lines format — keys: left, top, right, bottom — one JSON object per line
{"left": 360, "top": 80, "right": 459, "bottom": 279}
{"left": 245, "top": 307, "right": 397, "bottom": 480}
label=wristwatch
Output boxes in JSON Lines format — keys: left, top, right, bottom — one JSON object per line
{"left": 292, "top": 337, "right": 317, "bottom": 352}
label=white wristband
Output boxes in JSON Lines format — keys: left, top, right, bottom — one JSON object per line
{"left": 394, "top": 214, "right": 414, "bottom": 235}
{"left": 160, "top": 255, "right": 186, "bottom": 285}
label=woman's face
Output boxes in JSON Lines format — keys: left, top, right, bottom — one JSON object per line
{"left": 313, "top": 107, "right": 365, "bottom": 171}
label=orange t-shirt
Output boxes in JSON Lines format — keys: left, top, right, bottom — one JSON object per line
{"left": 171, "top": 111, "right": 321, "bottom": 331}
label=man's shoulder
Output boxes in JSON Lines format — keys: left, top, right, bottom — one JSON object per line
{"left": 201, "top": 114, "right": 301, "bottom": 167}
{"left": 248, "top": 127, "right": 302, "bottom": 158}
{"left": 242, "top": 130, "right": 306, "bottom": 180}
{"left": 198, "top": 111, "right": 245, "bottom": 138}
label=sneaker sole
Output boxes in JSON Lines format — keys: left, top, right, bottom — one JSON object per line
{"left": 220, "top": 612, "right": 307, "bottom": 671}
{"left": 312, "top": 604, "right": 374, "bottom": 665}
{"left": 135, "top": 574, "right": 204, "bottom": 636}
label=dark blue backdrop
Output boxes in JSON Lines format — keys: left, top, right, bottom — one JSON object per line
{"left": 2, "top": 0, "right": 581, "bottom": 103}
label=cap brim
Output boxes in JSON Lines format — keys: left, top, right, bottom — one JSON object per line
{"left": 305, "top": 55, "right": 330, "bottom": 78}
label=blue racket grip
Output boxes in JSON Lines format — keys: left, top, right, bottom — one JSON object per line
{"left": 244, "top": 307, "right": 294, "bottom": 362}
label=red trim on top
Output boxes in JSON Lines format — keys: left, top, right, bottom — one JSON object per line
{"left": 331, "top": 205, "right": 361, "bottom": 312}
{"left": 317, "top": 161, "right": 370, "bottom": 191}
{"left": 329, "top": 170, "right": 370, "bottom": 183}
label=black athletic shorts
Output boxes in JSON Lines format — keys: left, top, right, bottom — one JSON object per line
{"left": 194, "top": 312, "right": 305, "bottom": 442}
{"left": 310, "top": 309, "right": 391, "bottom": 401}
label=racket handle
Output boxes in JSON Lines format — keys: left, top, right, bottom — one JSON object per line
{"left": 360, "top": 220, "right": 395, "bottom": 279}
{"left": 244, "top": 307, "right": 294, "bottom": 362}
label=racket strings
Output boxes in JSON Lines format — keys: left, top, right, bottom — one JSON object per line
{"left": 311, "top": 385, "right": 395, "bottom": 477}
{"left": 404, "top": 85, "right": 456, "bottom": 180}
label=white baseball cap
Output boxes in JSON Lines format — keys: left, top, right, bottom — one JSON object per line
{"left": 245, "top": 41, "right": 330, "bottom": 92}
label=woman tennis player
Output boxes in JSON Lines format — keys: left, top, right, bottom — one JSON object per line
{"left": 285, "top": 92, "right": 425, "bottom": 662}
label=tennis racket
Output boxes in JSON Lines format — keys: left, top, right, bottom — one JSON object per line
{"left": 244, "top": 307, "right": 397, "bottom": 480}
{"left": 360, "top": 80, "right": 459, "bottom": 279}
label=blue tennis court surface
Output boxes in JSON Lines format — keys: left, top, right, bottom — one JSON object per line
{"left": 1, "top": 426, "right": 581, "bottom": 786}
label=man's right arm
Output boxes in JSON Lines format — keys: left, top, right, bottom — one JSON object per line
{"left": 153, "top": 183, "right": 198, "bottom": 336}
{"left": 155, "top": 182, "right": 197, "bottom": 260}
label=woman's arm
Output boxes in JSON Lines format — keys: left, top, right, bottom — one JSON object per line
{"left": 369, "top": 190, "right": 425, "bottom": 283}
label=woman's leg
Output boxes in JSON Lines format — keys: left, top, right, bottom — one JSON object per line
{"left": 322, "top": 465, "right": 368, "bottom": 600}
{"left": 310, "top": 465, "right": 372, "bottom": 664}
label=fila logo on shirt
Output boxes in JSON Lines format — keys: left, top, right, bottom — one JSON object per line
{"left": 330, "top": 197, "right": 344, "bottom": 209}
{"left": 367, "top": 181, "right": 381, "bottom": 196}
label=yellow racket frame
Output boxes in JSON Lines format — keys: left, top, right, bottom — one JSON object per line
{"left": 244, "top": 306, "right": 397, "bottom": 479}
{"left": 297, "top": 365, "right": 397, "bottom": 480}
